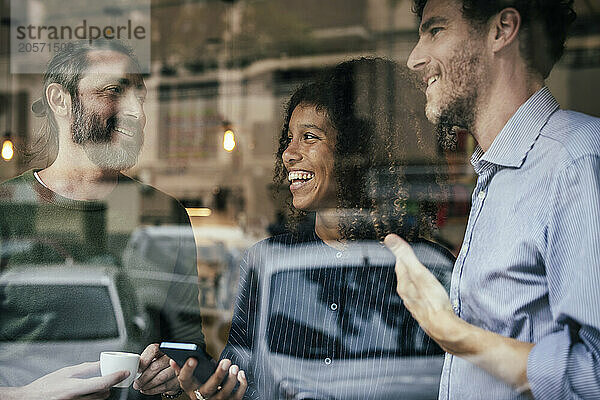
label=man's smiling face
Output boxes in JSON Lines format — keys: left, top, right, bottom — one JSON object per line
{"left": 71, "top": 50, "right": 147, "bottom": 171}
{"left": 407, "top": 0, "right": 490, "bottom": 131}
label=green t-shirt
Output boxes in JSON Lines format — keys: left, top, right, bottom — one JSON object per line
{"left": 0, "top": 169, "right": 205, "bottom": 346}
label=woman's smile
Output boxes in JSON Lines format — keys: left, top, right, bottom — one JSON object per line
{"left": 282, "top": 104, "right": 337, "bottom": 211}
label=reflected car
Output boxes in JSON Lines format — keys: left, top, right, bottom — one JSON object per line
{"left": 235, "top": 239, "right": 454, "bottom": 400}
{"left": 0, "top": 265, "right": 149, "bottom": 390}
{"left": 121, "top": 225, "right": 203, "bottom": 341}
{"left": 0, "top": 237, "right": 75, "bottom": 267}
{"left": 122, "top": 225, "right": 251, "bottom": 313}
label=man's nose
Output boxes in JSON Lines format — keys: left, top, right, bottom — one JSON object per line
{"left": 121, "top": 90, "right": 145, "bottom": 121}
{"left": 407, "top": 40, "right": 430, "bottom": 71}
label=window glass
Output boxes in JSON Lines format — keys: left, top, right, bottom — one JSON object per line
{"left": 0, "top": 0, "right": 597, "bottom": 394}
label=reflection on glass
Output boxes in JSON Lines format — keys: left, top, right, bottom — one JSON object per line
{"left": 268, "top": 265, "right": 445, "bottom": 360}
{"left": 0, "top": 284, "right": 119, "bottom": 342}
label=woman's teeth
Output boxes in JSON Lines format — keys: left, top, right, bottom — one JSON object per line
{"left": 288, "top": 171, "right": 315, "bottom": 181}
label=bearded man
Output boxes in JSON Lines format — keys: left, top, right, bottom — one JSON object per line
{"left": 0, "top": 40, "right": 213, "bottom": 399}
{"left": 384, "top": 1, "right": 600, "bottom": 399}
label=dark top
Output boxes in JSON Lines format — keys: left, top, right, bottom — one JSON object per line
{"left": 221, "top": 230, "right": 455, "bottom": 399}
{"left": 0, "top": 170, "right": 205, "bottom": 390}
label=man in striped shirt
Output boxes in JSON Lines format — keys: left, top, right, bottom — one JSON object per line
{"left": 385, "top": 0, "right": 600, "bottom": 399}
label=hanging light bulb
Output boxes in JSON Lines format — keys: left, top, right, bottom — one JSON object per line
{"left": 223, "top": 128, "right": 235, "bottom": 152}
{"left": 2, "top": 134, "right": 14, "bottom": 161}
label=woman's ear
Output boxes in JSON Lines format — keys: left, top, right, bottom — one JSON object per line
{"left": 46, "top": 83, "right": 72, "bottom": 119}
{"left": 489, "top": 7, "right": 521, "bottom": 54}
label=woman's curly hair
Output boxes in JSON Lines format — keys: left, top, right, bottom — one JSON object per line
{"left": 274, "top": 57, "right": 448, "bottom": 242}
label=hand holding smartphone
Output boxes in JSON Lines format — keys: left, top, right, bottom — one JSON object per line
{"left": 159, "top": 342, "right": 216, "bottom": 384}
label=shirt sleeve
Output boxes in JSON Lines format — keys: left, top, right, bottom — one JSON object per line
{"left": 220, "top": 248, "right": 261, "bottom": 399}
{"left": 528, "top": 155, "right": 600, "bottom": 399}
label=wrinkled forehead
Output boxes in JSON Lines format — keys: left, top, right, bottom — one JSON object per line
{"left": 79, "top": 50, "right": 145, "bottom": 88}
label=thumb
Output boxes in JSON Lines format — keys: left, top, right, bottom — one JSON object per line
{"left": 384, "top": 234, "right": 421, "bottom": 267}
{"left": 83, "top": 370, "right": 130, "bottom": 393}
{"left": 384, "top": 234, "right": 413, "bottom": 257}
{"left": 384, "top": 233, "right": 407, "bottom": 252}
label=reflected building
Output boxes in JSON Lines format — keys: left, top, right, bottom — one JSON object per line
{"left": 0, "top": 0, "right": 599, "bottom": 253}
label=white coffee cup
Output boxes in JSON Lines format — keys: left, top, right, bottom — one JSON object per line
{"left": 100, "top": 351, "right": 141, "bottom": 388}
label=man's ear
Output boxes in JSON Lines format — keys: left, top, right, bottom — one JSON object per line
{"left": 46, "top": 83, "right": 72, "bottom": 118}
{"left": 489, "top": 8, "right": 521, "bottom": 53}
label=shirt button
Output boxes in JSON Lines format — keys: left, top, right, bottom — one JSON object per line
{"left": 478, "top": 191, "right": 486, "bottom": 200}
{"left": 452, "top": 299, "right": 460, "bottom": 313}
{"left": 330, "top": 303, "right": 338, "bottom": 311}
{"left": 324, "top": 357, "right": 332, "bottom": 365}
{"left": 335, "top": 252, "right": 342, "bottom": 259}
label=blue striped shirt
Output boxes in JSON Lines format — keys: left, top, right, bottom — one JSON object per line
{"left": 440, "top": 87, "right": 600, "bottom": 400}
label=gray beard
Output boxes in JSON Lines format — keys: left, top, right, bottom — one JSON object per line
{"left": 71, "top": 98, "right": 142, "bottom": 171}
{"left": 83, "top": 141, "right": 141, "bottom": 171}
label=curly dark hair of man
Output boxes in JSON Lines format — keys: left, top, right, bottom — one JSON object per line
{"left": 274, "top": 57, "right": 448, "bottom": 242}
{"left": 412, "top": 0, "right": 576, "bottom": 79}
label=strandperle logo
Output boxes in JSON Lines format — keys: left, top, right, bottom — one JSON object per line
{"left": 10, "top": 0, "right": 151, "bottom": 73}
{"left": 15, "top": 20, "right": 147, "bottom": 45}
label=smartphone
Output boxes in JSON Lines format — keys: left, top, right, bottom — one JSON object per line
{"left": 160, "top": 342, "right": 217, "bottom": 384}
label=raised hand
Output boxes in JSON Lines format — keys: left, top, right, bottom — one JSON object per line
{"left": 384, "top": 234, "right": 462, "bottom": 351}
{"left": 170, "top": 358, "right": 247, "bottom": 400}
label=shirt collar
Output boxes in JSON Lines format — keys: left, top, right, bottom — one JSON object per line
{"left": 471, "top": 86, "right": 559, "bottom": 170}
